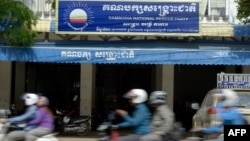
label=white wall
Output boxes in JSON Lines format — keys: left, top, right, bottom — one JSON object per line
{"left": 228, "top": 0, "right": 241, "bottom": 24}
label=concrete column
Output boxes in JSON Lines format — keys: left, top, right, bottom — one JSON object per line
{"left": 155, "top": 65, "right": 174, "bottom": 110}
{"left": 80, "top": 64, "right": 96, "bottom": 116}
{"left": 26, "top": 65, "right": 37, "bottom": 92}
{"left": 242, "top": 66, "right": 250, "bottom": 73}
{"left": 0, "top": 62, "right": 12, "bottom": 109}
{"left": 14, "top": 62, "right": 26, "bottom": 111}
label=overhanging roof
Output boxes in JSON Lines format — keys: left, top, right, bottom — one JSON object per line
{"left": 1, "top": 40, "right": 250, "bottom": 65}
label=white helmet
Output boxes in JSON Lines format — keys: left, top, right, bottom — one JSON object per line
{"left": 22, "top": 93, "right": 39, "bottom": 106}
{"left": 123, "top": 89, "right": 148, "bottom": 104}
{"left": 217, "top": 89, "right": 238, "bottom": 107}
{"left": 149, "top": 91, "right": 167, "bottom": 105}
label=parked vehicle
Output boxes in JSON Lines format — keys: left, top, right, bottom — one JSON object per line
{"left": 192, "top": 73, "right": 250, "bottom": 129}
{"left": 182, "top": 129, "right": 224, "bottom": 141}
{"left": 54, "top": 108, "right": 90, "bottom": 136}
{"left": 192, "top": 88, "right": 250, "bottom": 128}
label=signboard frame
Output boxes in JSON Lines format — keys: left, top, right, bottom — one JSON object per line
{"left": 55, "top": 0, "right": 202, "bottom": 36}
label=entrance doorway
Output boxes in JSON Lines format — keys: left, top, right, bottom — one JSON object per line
{"left": 95, "top": 64, "right": 154, "bottom": 110}
{"left": 26, "top": 63, "right": 80, "bottom": 110}
{"left": 91, "top": 64, "right": 154, "bottom": 128}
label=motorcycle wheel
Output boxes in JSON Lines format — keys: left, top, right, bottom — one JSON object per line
{"left": 77, "top": 122, "right": 90, "bottom": 136}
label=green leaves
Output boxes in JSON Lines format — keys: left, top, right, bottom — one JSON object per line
{"left": 235, "top": 0, "right": 250, "bottom": 24}
{"left": 4, "top": 27, "right": 37, "bottom": 47}
{"left": 46, "top": 0, "right": 55, "bottom": 9}
{"left": 0, "top": 0, "right": 38, "bottom": 47}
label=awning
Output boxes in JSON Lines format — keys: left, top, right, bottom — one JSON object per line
{"left": 234, "top": 25, "right": 250, "bottom": 37}
{"left": 1, "top": 40, "right": 250, "bottom": 65}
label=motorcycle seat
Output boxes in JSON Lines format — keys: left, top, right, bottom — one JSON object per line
{"left": 79, "top": 115, "right": 90, "bottom": 119}
{"left": 40, "top": 132, "right": 59, "bottom": 138}
{"left": 72, "top": 115, "right": 90, "bottom": 123}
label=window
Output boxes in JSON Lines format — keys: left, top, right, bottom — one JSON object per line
{"left": 208, "top": 0, "right": 226, "bottom": 16}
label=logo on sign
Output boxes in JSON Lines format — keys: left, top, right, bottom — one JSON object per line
{"left": 63, "top": 2, "right": 94, "bottom": 31}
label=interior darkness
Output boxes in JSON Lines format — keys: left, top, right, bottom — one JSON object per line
{"left": 95, "top": 64, "right": 153, "bottom": 110}
{"left": 26, "top": 63, "right": 153, "bottom": 110}
{"left": 33, "top": 63, "right": 81, "bottom": 110}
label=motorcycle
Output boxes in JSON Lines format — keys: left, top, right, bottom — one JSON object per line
{"left": 0, "top": 109, "right": 11, "bottom": 118}
{"left": 0, "top": 122, "right": 58, "bottom": 141}
{"left": 1, "top": 107, "right": 58, "bottom": 141}
{"left": 1, "top": 106, "right": 58, "bottom": 141}
{"left": 97, "top": 122, "right": 185, "bottom": 141}
{"left": 53, "top": 94, "right": 91, "bottom": 136}
{"left": 54, "top": 108, "right": 91, "bottom": 136}
{"left": 0, "top": 104, "right": 19, "bottom": 119}
{"left": 97, "top": 122, "right": 119, "bottom": 141}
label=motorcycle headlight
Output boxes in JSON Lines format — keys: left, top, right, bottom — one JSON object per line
{"left": 63, "top": 116, "right": 70, "bottom": 124}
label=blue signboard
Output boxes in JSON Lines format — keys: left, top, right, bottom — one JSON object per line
{"left": 56, "top": 0, "right": 200, "bottom": 35}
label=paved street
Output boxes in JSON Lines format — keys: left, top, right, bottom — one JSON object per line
{"left": 57, "top": 131, "right": 99, "bottom": 141}
{"left": 56, "top": 129, "right": 130, "bottom": 141}
{"left": 58, "top": 137, "right": 97, "bottom": 141}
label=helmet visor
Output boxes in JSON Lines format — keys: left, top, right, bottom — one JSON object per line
{"left": 123, "top": 91, "right": 137, "bottom": 99}
{"left": 20, "top": 93, "right": 29, "bottom": 100}
{"left": 21, "top": 93, "right": 39, "bottom": 106}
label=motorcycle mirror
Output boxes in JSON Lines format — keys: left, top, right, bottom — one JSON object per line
{"left": 56, "top": 110, "right": 62, "bottom": 115}
{"left": 73, "top": 95, "right": 78, "bottom": 101}
{"left": 191, "top": 103, "right": 200, "bottom": 110}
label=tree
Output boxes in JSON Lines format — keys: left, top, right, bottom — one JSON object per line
{"left": 46, "top": 0, "right": 56, "bottom": 9}
{"left": 0, "top": 0, "right": 38, "bottom": 47}
{"left": 235, "top": 0, "right": 250, "bottom": 24}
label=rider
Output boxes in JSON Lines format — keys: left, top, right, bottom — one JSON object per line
{"left": 140, "top": 91, "right": 175, "bottom": 141}
{"left": 114, "top": 88, "right": 152, "bottom": 141}
{"left": 192, "top": 89, "right": 245, "bottom": 141}
{"left": 0, "top": 93, "right": 39, "bottom": 141}
{"left": 25, "top": 96, "right": 54, "bottom": 141}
